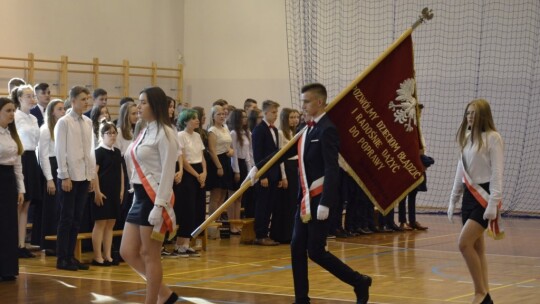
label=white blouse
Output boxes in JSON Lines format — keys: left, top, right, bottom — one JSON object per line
{"left": 178, "top": 131, "right": 204, "bottom": 164}
{"left": 15, "top": 109, "right": 40, "bottom": 151}
{"left": 230, "top": 130, "right": 254, "bottom": 173}
{"left": 208, "top": 125, "right": 232, "bottom": 155}
{"left": 130, "top": 121, "right": 178, "bottom": 206}
{"left": 114, "top": 131, "right": 133, "bottom": 156}
{"left": 0, "top": 127, "right": 25, "bottom": 192}
{"left": 450, "top": 131, "right": 504, "bottom": 207}
{"left": 38, "top": 124, "right": 56, "bottom": 181}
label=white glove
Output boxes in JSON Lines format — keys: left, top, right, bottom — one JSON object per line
{"left": 245, "top": 166, "right": 259, "bottom": 186}
{"left": 148, "top": 205, "right": 164, "bottom": 226}
{"left": 317, "top": 205, "right": 329, "bottom": 220}
{"left": 483, "top": 203, "right": 497, "bottom": 220}
{"left": 447, "top": 202, "right": 455, "bottom": 223}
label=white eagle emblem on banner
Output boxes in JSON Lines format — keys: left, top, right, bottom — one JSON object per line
{"left": 388, "top": 78, "right": 418, "bottom": 132}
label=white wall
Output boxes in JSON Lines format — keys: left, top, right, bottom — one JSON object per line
{"left": 1, "top": 0, "right": 184, "bottom": 101}
{"left": 183, "top": 0, "right": 292, "bottom": 112}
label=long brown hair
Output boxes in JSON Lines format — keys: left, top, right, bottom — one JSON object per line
{"left": 456, "top": 98, "right": 497, "bottom": 151}
{"left": 117, "top": 101, "right": 136, "bottom": 140}
{"left": 279, "top": 108, "right": 300, "bottom": 140}
{"left": 140, "top": 87, "right": 174, "bottom": 140}
{"left": 0, "top": 98, "right": 23, "bottom": 155}
{"left": 227, "top": 109, "right": 250, "bottom": 147}
{"left": 45, "top": 99, "right": 64, "bottom": 141}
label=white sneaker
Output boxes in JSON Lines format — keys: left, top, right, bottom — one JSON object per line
{"left": 173, "top": 248, "right": 189, "bottom": 258}
{"left": 176, "top": 247, "right": 200, "bottom": 257}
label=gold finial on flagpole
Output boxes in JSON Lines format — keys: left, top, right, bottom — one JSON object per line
{"left": 412, "top": 7, "right": 434, "bottom": 30}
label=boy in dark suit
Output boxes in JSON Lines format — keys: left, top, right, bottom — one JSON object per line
{"left": 251, "top": 100, "right": 282, "bottom": 246}
{"left": 31, "top": 83, "right": 51, "bottom": 127}
{"left": 248, "top": 83, "right": 372, "bottom": 304}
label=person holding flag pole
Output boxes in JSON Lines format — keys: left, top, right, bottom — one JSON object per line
{"left": 191, "top": 8, "right": 435, "bottom": 304}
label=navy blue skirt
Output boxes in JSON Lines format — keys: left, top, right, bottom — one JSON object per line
{"left": 461, "top": 182, "right": 489, "bottom": 229}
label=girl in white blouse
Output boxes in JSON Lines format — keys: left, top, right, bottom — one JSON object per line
{"left": 120, "top": 87, "right": 179, "bottom": 304}
{"left": 12, "top": 85, "right": 41, "bottom": 258}
{"left": 448, "top": 99, "right": 503, "bottom": 304}
{"left": 206, "top": 105, "right": 234, "bottom": 221}
{"left": 228, "top": 109, "right": 253, "bottom": 234}
{"left": 37, "top": 99, "right": 65, "bottom": 255}
{"left": 0, "top": 97, "right": 25, "bottom": 280}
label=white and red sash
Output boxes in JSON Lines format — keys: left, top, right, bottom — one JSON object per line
{"left": 130, "top": 128, "right": 176, "bottom": 241}
{"left": 297, "top": 129, "right": 324, "bottom": 223}
{"left": 461, "top": 155, "right": 504, "bottom": 240}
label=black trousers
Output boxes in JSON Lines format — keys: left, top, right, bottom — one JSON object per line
{"left": 291, "top": 206, "right": 362, "bottom": 303}
{"left": 41, "top": 157, "right": 60, "bottom": 250}
{"left": 255, "top": 180, "right": 279, "bottom": 239}
{"left": 175, "top": 163, "right": 205, "bottom": 238}
{"left": 0, "top": 165, "right": 19, "bottom": 277}
{"left": 56, "top": 180, "right": 89, "bottom": 261}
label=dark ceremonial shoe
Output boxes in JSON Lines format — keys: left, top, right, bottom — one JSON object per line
{"left": 356, "top": 227, "right": 373, "bottom": 235}
{"left": 334, "top": 228, "right": 349, "bottom": 238}
{"left": 354, "top": 274, "right": 372, "bottom": 304}
{"left": 254, "top": 238, "right": 279, "bottom": 246}
{"left": 71, "top": 258, "right": 90, "bottom": 270}
{"left": 379, "top": 225, "right": 393, "bottom": 233}
{"left": 56, "top": 259, "right": 78, "bottom": 271}
{"left": 44, "top": 249, "right": 56, "bottom": 256}
{"left": 1, "top": 276, "right": 17, "bottom": 281}
{"left": 389, "top": 223, "right": 404, "bottom": 232}
{"left": 91, "top": 259, "right": 110, "bottom": 267}
{"left": 164, "top": 292, "right": 178, "bottom": 304}
{"left": 480, "top": 293, "right": 493, "bottom": 304}
{"left": 19, "top": 247, "right": 36, "bottom": 258}
{"left": 368, "top": 225, "right": 380, "bottom": 233}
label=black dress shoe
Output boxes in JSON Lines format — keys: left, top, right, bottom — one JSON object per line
{"left": 56, "top": 259, "right": 78, "bottom": 271}
{"left": 71, "top": 258, "right": 90, "bottom": 270}
{"left": 480, "top": 293, "right": 493, "bottom": 304}
{"left": 379, "top": 225, "right": 394, "bottom": 233}
{"left": 356, "top": 227, "right": 373, "bottom": 235}
{"left": 368, "top": 226, "right": 380, "bottom": 233}
{"left": 1, "top": 276, "right": 17, "bottom": 281}
{"left": 354, "top": 274, "right": 372, "bottom": 304}
{"left": 389, "top": 223, "right": 404, "bottom": 232}
{"left": 164, "top": 292, "right": 178, "bottom": 304}
{"left": 91, "top": 259, "right": 111, "bottom": 267}
{"left": 44, "top": 249, "right": 56, "bottom": 256}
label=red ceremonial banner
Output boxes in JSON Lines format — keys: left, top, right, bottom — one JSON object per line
{"left": 326, "top": 34, "right": 424, "bottom": 215}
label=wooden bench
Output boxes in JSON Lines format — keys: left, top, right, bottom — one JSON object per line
{"left": 228, "top": 218, "right": 255, "bottom": 244}
{"left": 45, "top": 230, "right": 123, "bottom": 261}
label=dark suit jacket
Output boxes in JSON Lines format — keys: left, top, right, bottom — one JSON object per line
{"left": 297, "top": 114, "right": 340, "bottom": 211}
{"left": 30, "top": 105, "right": 44, "bottom": 127}
{"left": 258, "top": 114, "right": 340, "bottom": 211}
{"left": 252, "top": 120, "right": 281, "bottom": 182}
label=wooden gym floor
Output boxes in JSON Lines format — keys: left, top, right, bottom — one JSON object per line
{"left": 2, "top": 214, "right": 539, "bottom": 304}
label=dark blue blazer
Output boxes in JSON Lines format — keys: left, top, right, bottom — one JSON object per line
{"left": 258, "top": 114, "right": 340, "bottom": 210}
{"left": 252, "top": 120, "right": 282, "bottom": 182}
{"left": 30, "top": 105, "right": 44, "bottom": 127}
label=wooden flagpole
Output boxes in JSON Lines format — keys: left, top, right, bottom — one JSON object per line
{"left": 191, "top": 7, "right": 434, "bottom": 239}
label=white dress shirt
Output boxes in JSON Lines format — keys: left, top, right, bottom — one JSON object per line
{"left": 0, "top": 127, "right": 25, "bottom": 193}
{"left": 230, "top": 130, "right": 254, "bottom": 173}
{"left": 208, "top": 125, "right": 232, "bottom": 155}
{"left": 130, "top": 121, "right": 178, "bottom": 206}
{"left": 450, "top": 131, "right": 504, "bottom": 207}
{"left": 54, "top": 110, "right": 96, "bottom": 181}
{"left": 15, "top": 109, "right": 40, "bottom": 151}
{"left": 114, "top": 131, "right": 133, "bottom": 156}
{"left": 38, "top": 124, "right": 56, "bottom": 181}
{"left": 178, "top": 130, "right": 204, "bottom": 164}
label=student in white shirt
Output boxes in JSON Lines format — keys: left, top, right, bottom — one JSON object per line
{"left": 54, "top": 86, "right": 96, "bottom": 271}
{"left": 37, "top": 99, "right": 65, "bottom": 256}
{"left": 120, "top": 87, "right": 179, "bottom": 304}
{"left": 448, "top": 99, "right": 503, "bottom": 304}
{"left": 174, "top": 109, "right": 207, "bottom": 256}
{"left": 271, "top": 108, "right": 300, "bottom": 243}
{"left": 0, "top": 97, "right": 25, "bottom": 281}
{"left": 12, "top": 84, "right": 41, "bottom": 258}
{"left": 206, "top": 105, "right": 234, "bottom": 220}
{"left": 228, "top": 109, "right": 253, "bottom": 234}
